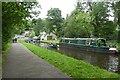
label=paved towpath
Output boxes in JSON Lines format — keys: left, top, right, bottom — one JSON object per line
{"left": 3, "top": 43, "right": 70, "bottom": 78}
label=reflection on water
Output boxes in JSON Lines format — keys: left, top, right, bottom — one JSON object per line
{"left": 58, "top": 46, "right": 120, "bottom": 74}
{"left": 108, "top": 56, "right": 119, "bottom": 72}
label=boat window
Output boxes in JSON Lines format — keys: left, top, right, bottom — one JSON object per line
{"left": 86, "top": 40, "right": 91, "bottom": 45}
{"left": 65, "top": 40, "right": 69, "bottom": 43}
{"left": 97, "top": 39, "right": 106, "bottom": 46}
{"left": 90, "top": 40, "right": 97, "bottom": 46}
{"left": 69, "top": 40, "right": 78, "bottom": 43}
{"left": 101, "top": 39, "right": 106, "bottom": 46}
{"left": 78, "top": 40, "right": 86, "bottom": 45}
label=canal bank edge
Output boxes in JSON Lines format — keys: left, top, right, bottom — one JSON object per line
{"left": 19, "top": 40, "right": 120, "bottom": 78}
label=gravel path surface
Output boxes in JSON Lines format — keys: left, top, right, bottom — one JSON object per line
{"left": 2, "top": 43, "right": 70, "bottom": 78}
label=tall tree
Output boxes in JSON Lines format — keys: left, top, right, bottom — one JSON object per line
{"left": 2, "top": 2, "right": 40, "bottom": 50}
{"left": 47, "top": 8, "right": 63, "bottom": 37}
{"left": 90, "top": 2, "right": 115, "bottom": 39}
{"left": 112, "top": 1, "right": 120, "bottom": 42}
{"left": 64, "top": 11, "right": 93, "bottom": 38}
{"left": 32, "top": 18, "right": 46, "bottom": 36}
{"left": 63, "top": 1, "right": 93, "bottom": 38}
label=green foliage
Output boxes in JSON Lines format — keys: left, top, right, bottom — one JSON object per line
{"left": 29, "top": 31, "right": 35, "bottom": 38}
{"left": 32, "top": 18, "right": 44, "bottom": 36}
{"left": 63, "top": 2, "right": 116, "bottom": 40}
{"left": 64, "top": 10, "right": 93, "bottom": 38}
{"left": 47, "top": 8, "right": 63, "bottom": 37}
{"left": 32, "top": 18, "right": 55, "bottom": 36}
{"left": 112, "top": 1, "right": 120, "bottom": 42}
{"left": 42, "top": 19, "right": 52, "bottom": 33}
{"left": 99, "top": 21, "right": 116, "bottom": 39}
{"left": 2, "top": 2, "right": 39, "bottom": 51}
{"left": 62, "top": 1, "right": 94, "bottom": 38}
{"left": 19, "top": 40, "right": 120, "bottom": 78}
{"left": 2, "top": 42, "right": 12, "bottom": 65}
{"left": 118, "top": 43, "right": 120, "bottom": 51}
{"left": 90, "top": 2, "right": 115, "bottom": 38}
{"left": 107, "top": 40, "right": 120, "bottom": 51}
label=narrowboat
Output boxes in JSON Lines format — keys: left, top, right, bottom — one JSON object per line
{"left": 59, "top": 38, "right": 117, "bottom": 54}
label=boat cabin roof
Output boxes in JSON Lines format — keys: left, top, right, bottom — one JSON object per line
{"left": 61, "top": 38, "right": 105, "bottom": 41}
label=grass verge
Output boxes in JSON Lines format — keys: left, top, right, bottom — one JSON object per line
{"left": 0, "top": 55, "right": 1, "bottom": 65}
{"left": 2, "top": 42, "right": 12, "bottom": 64}
{"left": 19, "top": 40, "right": 120, "bottom": 78}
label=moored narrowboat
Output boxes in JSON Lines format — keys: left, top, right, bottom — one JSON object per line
{"left": 59, "top": 38, "right": 117, "bottom": 54}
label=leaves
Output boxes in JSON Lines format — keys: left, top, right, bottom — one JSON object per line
{"left": 113, "top": 1, "right": 120, "bottom": 42}
{"left": 2, "top": 2, "right": 39, "bottom": 50}
{"left": 46, "top": 8, "right": 63, "bottom": 37}
{"left": 64, "top": 10, "right": 93, "bottom": 38}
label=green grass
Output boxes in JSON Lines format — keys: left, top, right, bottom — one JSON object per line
{"left": 40, "top": 40, "right": 59, "bottom": 44}
{"left": 0, "top": 54, "right": 1, "bottom": 63}
{"left": 19, "top": 40, "right": 120, "bottom": 78}
{"left": 0, "top": 54, "right": 1, "bottom": 77}
{"left": 2, "top": 42, "right": 12, "bottom": 64}
{"left": 1, "top": 42, "right": 12, "bottom": 77}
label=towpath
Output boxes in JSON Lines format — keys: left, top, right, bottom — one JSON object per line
{"left": 2, "top": 43, "right": 70, "bottom": 78}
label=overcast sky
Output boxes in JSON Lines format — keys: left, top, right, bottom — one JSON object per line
{"left": 37, "top": 0, "right": 77, "bottom": 19}
{"left": 36, "top": 0, "right": 114, "bottom": 21}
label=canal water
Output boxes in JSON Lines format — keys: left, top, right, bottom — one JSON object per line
{"left": 31, "top": 42, "right": 120, "bottom": 74}
{"left": 58, "top": 46, "right": 120, "bottom": 74}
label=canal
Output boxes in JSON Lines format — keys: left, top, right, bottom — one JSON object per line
{"left": 58, "top": 46, "right": 120, "bottom": 74}
{"left": 31, "top": 41, "right": 120, "bottom": 74}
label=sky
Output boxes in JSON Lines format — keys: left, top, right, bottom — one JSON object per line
{"left": 37, "top": 0, "right": 77, "bottom": 19}
{"left": 36, "top": 0, "right": 114, "bottom": 21}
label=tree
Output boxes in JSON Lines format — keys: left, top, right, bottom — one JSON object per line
{"left": 33, "top": 18, "right": 46, "bottom": 36}
{"left": 63, "top": 2, "right": 93, "bottom": 38}
{"left": 29, "top": 31, "right": 35, "bottom": 38}
{"left": 99, "top": 21, "right": 116, "bottom": 39}
{"left": 112, "top": 1, "right": 120, "bottom": 42}
{"left": 2, "top": 2, "right": 40, "bottom": 50}
{"left": 64, "top": 11, "right": 93, "bottom": 38}
{"left": 90, "top": 2, "right": 116, "bottom": 39}
{"left": 47, "top": 8, "right": 63, "bottom": 37}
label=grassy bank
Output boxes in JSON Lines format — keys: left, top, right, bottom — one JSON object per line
{"left": 0, "top": 54, "right": 1, "bottom": 79}
{"left": 2, "top": 42, "right": 12, "bottom": 64}
{"left": 1, "top": 42, "right": 12, "bottom": 76}
{"left": 40, "top": 40, "right": 59, "bottom": 44}
{"left": 19, "top": 40, "right": 120, "bottom": 78}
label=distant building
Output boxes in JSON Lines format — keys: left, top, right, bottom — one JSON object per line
{"left": 40, "top": 32, "right": 57, "bottom": 40}
{"left": 24, "top": 31, "right": 30, "bottom": 37}
{"left": 24, "top": 28, "right": 33, "bottom": 37}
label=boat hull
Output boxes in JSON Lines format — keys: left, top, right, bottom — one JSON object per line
{"left": 59, "top": 43, "right": 116, "bottom": 54}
